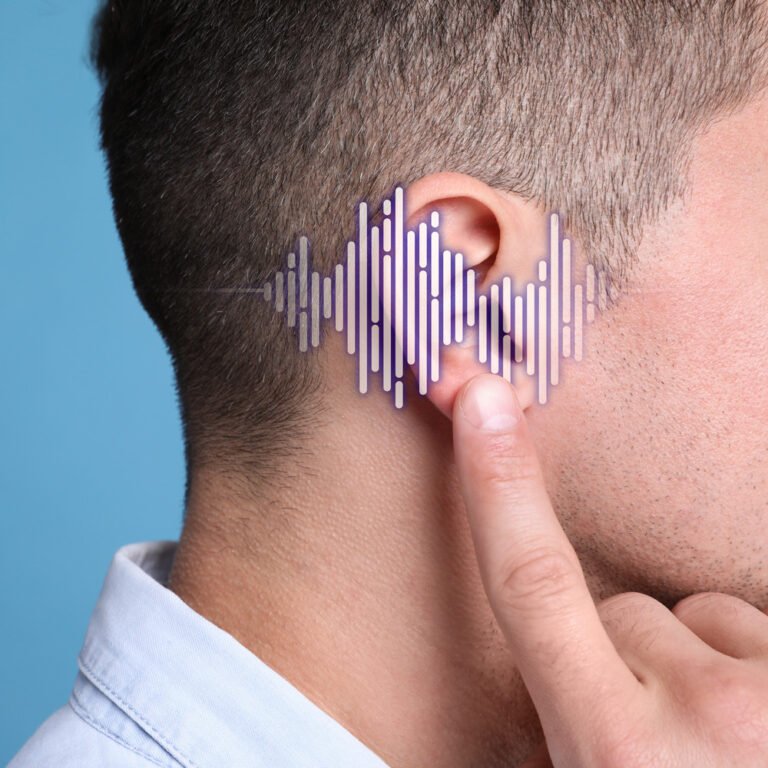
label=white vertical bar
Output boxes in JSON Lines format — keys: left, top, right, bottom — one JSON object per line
{"left": 287, "top": 270, "right": 296, "bottom": 328}
{"left": 395, "top": 187, "right": 404, "bottom": 242}
{"left": 539, "top": 260, "right": 547, "bottom": 282}
{"left": 299, "top": 237, "right": 308, "bottom": 308}
{"left": 467, "top": 269, "right": 476, "bottom": 327}
{"left": 263, "top": 282, "right": 272, "bottom": 303}
{"left": 442, "top": 249, "right": 452, "bottom": 345}
{"left": 395, "top": 380, "right": 404, "bottom": 409}
{"left": 419, "top": 222, "right": 428, "bottom": 269}
{"left": 430, "top": 229, "right": 440, "bottom": 297}
{"left": 538, "top": 285, "right": 547, "bottom": 404}
{"left": 383, "top": 216, "right": 391, "bottom": 253}
{"left": 394, "top": 188, "right": 404, "bottom": 379}
{"left": 275, "top": 272, "right": 285, "bottom": 313}
{"left": 454, "top": 252, "right": 463, "bottom": 343}
{"left": 371, "top": 325, "right": 380, "bottom": 372}
{"left": 514, "top": 295, "right": 523, "bottom": 363}
{"left": 371, "top": 225, "right": 380, "bottom": 323}
{"left": 311, "top": 272, "right": 320, "bottom": 347}
{"left": 383, "top": 254, "right": 392, "bottom": 391}
{"left": 430, "top": 297, "right": 440, "bottom": 381}
{"left": 502, "top": 335, "right": 512, "bottom": 382}
{"left": 358, "top": 204, "right": 368, "bottom": 393}
{"left": 407, "top": 230, "right": 416, "bottom": 364}
{"left": 574, "top": 284, "right": 583, "bottom": 361}
{"left": 323, "top": 276, "right": 332, "bottom": 319}
{"left": 334, "top": 265, "right": 344, "bottom": 331}
{"left": 299, "top": 311, "right": 308, "bottom": 352}
{"left": 346, "top": 242, "right": 356, "bottom": 354}
{"left": 419, "top": 270, "right": 428, "bottom": 394}
{"left": 550, "top": 215, "right": 560, "bottom": 386}
{"left": 357, "top": 336, "right": 368, "bottom": 395}
{"left": 502, "top": 276, "right": 512, "bottom": 333}
{"left": 490, "top": 284, "right": 499, "bottom": 373}
{"left": 478, "top": 295, "right": 487, "bottom": 364}
{"left": 526, "top": 282, "right": 535, "bottom": 375}
{"left": 563, "top": 237, "right": 572, "bottom": 323}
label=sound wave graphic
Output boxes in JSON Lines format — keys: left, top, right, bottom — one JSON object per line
{"left": 254, "top": 186, "right": 607, "bottom": 408}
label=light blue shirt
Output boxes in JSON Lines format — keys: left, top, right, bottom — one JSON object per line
{"left": 11, "top": 541, "right": 390, "bottom": 768}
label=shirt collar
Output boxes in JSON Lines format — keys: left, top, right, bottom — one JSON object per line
{"left": 77, "top": 541, "right": 390, "bottom": 768}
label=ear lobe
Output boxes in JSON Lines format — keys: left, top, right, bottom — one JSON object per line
{"left": 409, "top": 313, "right": 537, "bottom": 419}
{"left": 398, "top": 172, "right": 541, "bottom": 418}
{"left": 414, "top": 325, "right": 490, "bottom": 418}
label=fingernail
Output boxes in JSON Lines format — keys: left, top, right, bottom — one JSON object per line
{"left": 459, "top": 374, "right": 521, "bottom": 432}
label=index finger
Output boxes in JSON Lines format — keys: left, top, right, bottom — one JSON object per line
{"left": 452, "top": 374, "right": 640, "bottom": 735}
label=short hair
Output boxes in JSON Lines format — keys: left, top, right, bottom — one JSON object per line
{"left": 91, "top": 0, "right": 768, "bottom": 477}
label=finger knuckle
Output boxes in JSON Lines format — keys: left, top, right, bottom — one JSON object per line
{"left": 598, "top": 591, "right": 659, "bottom": 620}
{"left": 672, "top": 591, "right": 733, "bottom": 621}
{"left": 496, "top": 547, "right": 578, "bottom": 611}
{"left": 475, "top": 432, "right": 541, "bottom": 489}
{"left": 597, "top": 593, "right": 669, "bottom": 655}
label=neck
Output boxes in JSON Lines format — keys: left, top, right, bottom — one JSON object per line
{"left": 168, "top": 372, "right": 544, "bottom": 767}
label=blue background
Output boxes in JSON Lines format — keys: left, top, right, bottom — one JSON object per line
{"left": 0, "top": 2, "right": 184, "bottom": 762}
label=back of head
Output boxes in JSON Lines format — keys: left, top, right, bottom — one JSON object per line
{"left": 90, "top": 0, "right": 768, "bottom": 478}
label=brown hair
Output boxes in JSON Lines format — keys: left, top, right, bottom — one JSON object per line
{"left": 91, "top": 0, "right": 768, "bottom": 478}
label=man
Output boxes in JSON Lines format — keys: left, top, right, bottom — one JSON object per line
{"left": 11, "top": 1, "right": 768, "bottom": 766}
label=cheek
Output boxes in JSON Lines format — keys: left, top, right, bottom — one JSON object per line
{"left": 648, "top": 245, "right": 768, "bottom": 431}
{"left": 530, "top": 252, "right": 768, "bottom": 600}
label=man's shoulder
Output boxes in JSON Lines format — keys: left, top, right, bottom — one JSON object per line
{"left": 9, "top": 702, "right": 176, "bottom": 768}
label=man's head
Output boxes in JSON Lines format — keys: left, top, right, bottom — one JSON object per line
{"left": 92, "top": 1, "right": 768, "bottom": 602}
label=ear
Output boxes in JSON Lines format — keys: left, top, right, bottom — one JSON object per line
{"left": 402, "top": 172, "right": 548, "bottom": 419}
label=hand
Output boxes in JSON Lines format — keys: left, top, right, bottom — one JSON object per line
{"left": 452, "top": 373, "right": 768, "bottom": 768}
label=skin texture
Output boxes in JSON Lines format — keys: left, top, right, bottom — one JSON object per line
{"left": 168, "top": 87, "right": 768, "bottom": 766}
{"left": 535, "top": 92, "right": 768, "bottom": 607}
{"left": 454, "top": 373, "right": 768, "bottom": 767}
